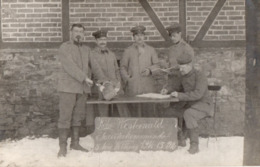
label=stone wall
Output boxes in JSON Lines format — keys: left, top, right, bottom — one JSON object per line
{"left": 0, "top": 49, "right": 60, "bottom": 139}
{"left": 195, "top": 47, "right": 245, "bottom": 136}
{"left": 0, "top": 46, "right": 245, "bottom": 140}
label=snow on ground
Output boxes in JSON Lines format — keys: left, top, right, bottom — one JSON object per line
{"left": 0, "top": 136, "right": 243, "bottom": 167}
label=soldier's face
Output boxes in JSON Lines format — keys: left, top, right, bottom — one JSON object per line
{"left": 71, "top": 27, "right": 84, "bottom": 42}
{"left": 96, "top": 37, "right": 107, "bottom": 48}
{"left": 170, "top": 32, "right": 182, "bottom": 44}
{"left": 133, "top": 33, "right": 145, "bottom": 44}
{"left": 179, "top": 63, "right": 192, "bottom": 75}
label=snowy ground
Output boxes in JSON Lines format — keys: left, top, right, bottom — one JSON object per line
{"left": 0, "top": 136, "right": 243, "bottom": 167}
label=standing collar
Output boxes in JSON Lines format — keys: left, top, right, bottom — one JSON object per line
{"left": 172, "top": 39, "right": 183, "bottom": 46}
{"left": 73, "top": 40, "right": 82, "bottom": 47}
{"left": 95, "top": 46, "right": 109, "bottom": 54}
{"left": 183, "top": 67, "right": 195, "bottom": 77}
{"left": 133, "top": 42, "right": 146, "bottom": 48}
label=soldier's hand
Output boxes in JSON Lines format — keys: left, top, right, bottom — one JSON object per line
{"left": 127, "top": 75, "right": 132, "bottom": 82}
{"left": 160, "top": 88, "right": 168, "bottom": 95}
{"left": 141, "top": 69, "right": 150, "bottom": 76}
{"left": 85, "top": 77, "right": 93, "bottom": 87}
{"left": 170, "top": 91, "right": 178, "bottom": 98}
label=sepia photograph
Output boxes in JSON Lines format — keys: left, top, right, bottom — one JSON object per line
{"left": 0, "top": 0, "right": 258, "bottom": 166}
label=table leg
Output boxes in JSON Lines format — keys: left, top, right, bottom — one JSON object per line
{"left": 153, "top": 104, "right": 156, "bottom": 117}
{"left": 111, "top": 104, "right": 114, "bottom": 115}
{"left": 137, "top": 104, "right": 142, "bottom": 117}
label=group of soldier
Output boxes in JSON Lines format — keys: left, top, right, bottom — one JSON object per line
{"left": 56, "top": 23, "right": 213, "bottom": 157}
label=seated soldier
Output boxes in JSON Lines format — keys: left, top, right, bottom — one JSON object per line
{"left": 167, "top": 53, "right": 213, "bottom": 154}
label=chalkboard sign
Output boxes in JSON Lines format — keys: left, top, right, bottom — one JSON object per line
{"left": 91, "top": 117, "right": 178, "bottom": 152}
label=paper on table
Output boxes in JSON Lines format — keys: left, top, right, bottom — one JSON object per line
{"left": 151, "top": 66, "right": 179, "bottom": 74}
{"left": 136, "top": 93, "right": 171, "bottom": 99}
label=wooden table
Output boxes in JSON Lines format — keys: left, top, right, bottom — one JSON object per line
{"left": 86, "top": 95, "right": 179, "bottom": 116}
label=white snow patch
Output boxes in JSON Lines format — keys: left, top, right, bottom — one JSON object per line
{"left": 0, "top": 136, "right": 243, "bottom": 167}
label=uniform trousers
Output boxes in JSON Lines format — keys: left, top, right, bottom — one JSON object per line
{"left": 58, "top": 92, "right": 86, "bottom": 129}
{"left": 161, "top": 102, "right": 207, "bottom": 129}
{"left": 183, "top": 108, "right": 207, "bottom": 129}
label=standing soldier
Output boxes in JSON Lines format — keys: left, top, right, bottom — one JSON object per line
{"left": 170, "top": 53, "right": 213, "bottom": 154}
{"left": 120, "top": 25, "right": 159, "bottom": 117}
{"left": 57, "top": 24, "right": 105, "bottom": 157}
{"left": 88, "top": 29, "right": 130, "bottom": 119}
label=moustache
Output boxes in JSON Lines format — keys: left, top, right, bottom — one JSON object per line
{"left": 100, "top": 43, "right": 106, "bottom": 46}
{"left": 76, "top": 35, "right": 81, "bottom": 40}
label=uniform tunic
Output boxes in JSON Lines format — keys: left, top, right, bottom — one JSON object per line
{"left": 161, "top": 40, "right": 195, "bottom": 118}
{"left": 57, "top": 41, "right": 105, "bottom": 129}
{"left": 58, "top": 41, "right": 105, "bottom": 94}
{"left": 120, "top": 43, "right": 159, "bottom": 117}
{"left": 120, "top": 43, "right": 159, "bottom": 96}
{"left": 87, "top": 47, "right": 129, "bottom": 120}
{"left": 165, "top": 39, "right": 194, "bottom": 92}
{"left": 178, "top": 68, "right": 213, "bottom": 129}
{"left": 90, "top": 47, "right": 120, "bottom": 84}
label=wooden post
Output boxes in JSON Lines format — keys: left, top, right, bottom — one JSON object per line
{"left": 179, "top": 0, "right": 186, "bottom": 41}
{"left": 138, "top": 0, "right": 171, "bottom": 42}
{"left": 62, "top": 0, "right": 70, "bottom": 42}
{"left": 244, "top": 0, "right": 260, "bottom": 165}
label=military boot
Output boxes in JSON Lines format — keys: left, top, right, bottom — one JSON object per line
{"left": 188, "top": 127, "right": 199, "bottom": 154}
{"left": 57, "top": 128, "right": 69, "bottom": 157}
{"left": 70, "top": 126, "right": 89, "bottom": 152}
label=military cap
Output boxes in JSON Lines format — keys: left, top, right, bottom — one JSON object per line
{"left": 177, "top": 52, "right": 192, "bottom": 65}
{"left": 130, "top": 25, "right": 146, "bottom": 35}
{"left": 166, "top": 23, "right": 181, "bottom": 35}
{"left": 92, "top": 29, "right": 108, "bottom": 38}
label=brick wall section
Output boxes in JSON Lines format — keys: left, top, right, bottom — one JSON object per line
{"left": 186, "top": 0, "right": 245, "bottom": 41}
{"left": 69, "top": 0, "right": 179, "bottom": 42}
{"left": 205, "top": 0, "right": 245, "bottom": 41}
{"left": 1, "top": 0, "right": 62, "bottom": 42}
{"left": 186, "top": 0, "right": 216, "bottom": 40}
{"left": 0, "top": 0, "right": 245, "bottom": 43}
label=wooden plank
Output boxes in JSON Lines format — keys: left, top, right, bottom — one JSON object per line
{"left": 0, "top": 42, "right": 62, "bottom": 49}
{"left": 193, "top": 0, "right": 226, "bottom": 42}
{"left": 0, "top": 0, "right": 2, "bottom": 45}
{"left": 0, "top": 41, "right": 170, "bottom": 49}
{"left": 62, "top": 0, "right": 70, "bottom": 42}
{"left": 107, "top": 41, "right": 172, "bottom": 49}
{"left": 0, "top": 40, "right": 245, "bottom": 50}
{"left": 191, "top": 40, "right": 245, "bottom": 48}
{"left": 138, "top": 0, "right": 171, "bottom": 41}
{"left": 243, "top": 0, "right": 260, "bottom": 165}
{"left": 179, "top": 0, "right": 186, "bottom": 41}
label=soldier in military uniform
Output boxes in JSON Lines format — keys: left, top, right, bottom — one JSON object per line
{"left": 170, "top": 53, "right": 213, "bottom": 154}
{"left": 57, "top": 24, "right": 106, "bottom": 157}
{"left": 120, "top": 25, "right": 159, "bottom": 117}
{"left": 163, "top": 23, "right": 194, "bottom": 91}
{"left": 160, "top": 23, "right": 195, "bottom": 147}
{"left": 86, "top": 29, "right": 130, "bottom": 121}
